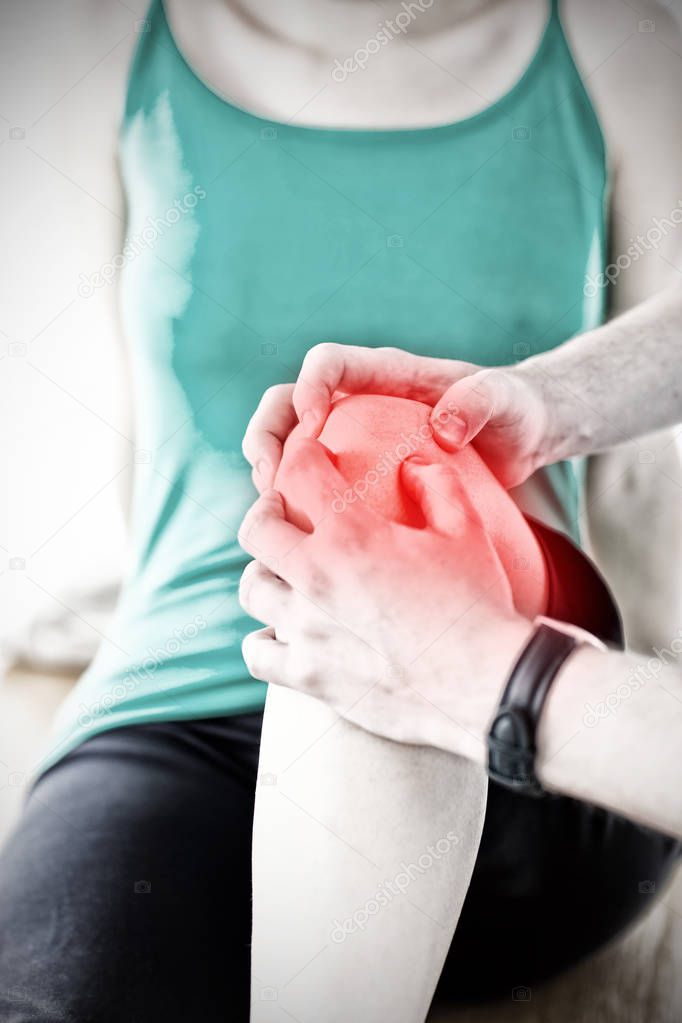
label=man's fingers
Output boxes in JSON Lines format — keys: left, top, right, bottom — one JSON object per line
{"left": 430, "top": 372, "right": 498, "bottom": 450}
{"left": 400, "top": 458, "right": 514, "bottom": 606}
{"left": 242, "top": 384, "right": 297, "bottom": 491}
{"left": 238, "top": 489, "right": 306, "bottom": 566}
{"left": 277, "top": 436, "right": 353, "bottom": 525}
{"left": 239, "top": 559, "right": 292, "bottom": 629}
{"left": 293, "top": 343, "right": 478, "bottom": 436}
{"left": 242, "top": 627, "right": 288, "bottom": 685}
{"left": 400, "top": 458, "right": 484, "bottom": 537}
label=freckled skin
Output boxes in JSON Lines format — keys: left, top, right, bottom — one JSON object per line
{"left": 275, "top": 394, "right": 548, "bottom": 617}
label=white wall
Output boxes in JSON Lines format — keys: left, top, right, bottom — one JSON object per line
{"left": 1, "top": 1, "right": 145, "bottom": 659}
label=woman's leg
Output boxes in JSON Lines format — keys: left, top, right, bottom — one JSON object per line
{"left": 252, "top": 517, "right": 682, "bottom": 1019}
{"left": 251, "top": 686, "right": 487, "bottom": 1023}
{"left": 0, "top": 714, "right": 261, "bottom": 1023}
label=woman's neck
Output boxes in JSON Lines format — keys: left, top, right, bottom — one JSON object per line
{"left": 224, "top": 0, "right": 505, "bottom": 53}
{"left": 164, "top": 0, "right": 546, "bottom": 129}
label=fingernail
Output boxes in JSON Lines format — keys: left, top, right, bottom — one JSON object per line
{"left": 256, "top": 458, "right": 270, "bottom": 481}
{"left": 434, "top": 415, "right": 467, "bottom": 448}
{"left": 403, "top": 455, "right": 427, "bottom": 466}
{"left": 301, "top": 409, "right": 321, "bottom": 436}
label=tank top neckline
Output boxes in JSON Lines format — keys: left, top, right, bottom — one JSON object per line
{"left": 158, "top": 0, "right": 558, "bottom": 138}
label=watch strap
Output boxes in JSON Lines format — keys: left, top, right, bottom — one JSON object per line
{"left": 487, "top": 622, "right": 579, "bottom": 797}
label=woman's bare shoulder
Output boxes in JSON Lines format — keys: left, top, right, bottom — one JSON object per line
{"left": 560, "top": 0, "right": 682, "bottom": 168}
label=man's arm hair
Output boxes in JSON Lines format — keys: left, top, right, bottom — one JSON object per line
{"left": 537, "top": 638, "right": 682, "bottom": 840}
{"left": 519, "top": 286, "right": 682, "bottom": 462}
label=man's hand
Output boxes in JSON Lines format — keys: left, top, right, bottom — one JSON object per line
{"left": 242, "top": 344, "right": 554, "bottom": 492}
{"left": 294, "top": 344, "right": 556, "bottom": 488}
{"left": 238, "top": 436, "right": 528, "bottom": 761}
{"left": 242, "top": 382, "right": 298, "bottom": 493}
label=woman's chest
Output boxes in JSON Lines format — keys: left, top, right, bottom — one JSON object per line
{"left": 122, "top": 95, "right": 602, "bottom": 373}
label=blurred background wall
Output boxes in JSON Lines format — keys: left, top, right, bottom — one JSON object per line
{"left": 0, "top": 1, "right": 146, "bottom": 669}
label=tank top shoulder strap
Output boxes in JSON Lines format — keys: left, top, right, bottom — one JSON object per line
{"left": 535, "top": 0, "right": 606, "bottom": 155}
{"left": 546, "top": 0, "right": 595, "bottom": 96}
{"left": 121, "top": 0, "right": 169, "bottom": 126}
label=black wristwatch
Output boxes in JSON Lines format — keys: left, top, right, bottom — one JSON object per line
{"left": 487, "top": 617, "right": 606, "bottom": 797}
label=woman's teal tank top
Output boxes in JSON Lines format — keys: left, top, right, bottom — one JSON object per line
{"left": 40, "top": 0, "right": 608, "bottom": 772}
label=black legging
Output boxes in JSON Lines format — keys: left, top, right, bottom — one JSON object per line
{"left": 0, "top": 524, "right": 678, "bottom": 1021}
{"left": 0, "top": 714, "right": 262, "bottom": 1023}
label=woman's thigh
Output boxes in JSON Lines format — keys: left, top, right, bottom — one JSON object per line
{"left": 252, "top": 685, "right": 488, "bottom": 1023}
{"left": 0, "top": 714, "right": 261, "bottom": 1023}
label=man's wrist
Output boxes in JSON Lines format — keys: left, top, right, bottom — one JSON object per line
{"left": 512, "top": 355, "right": 597, "bottom": 466}
{"left": 534, "top": 642, "right": 619, "bottom": 802}
{"left": 479, "top": 617, "right": 536, "bottom": 755}
{"left": 474, "top": 613, "right": 601, "bottom": 773}
{"left": 422, "top": 615, "right": 534, "bottom": 764}
{"left": 484, "top": 617, "right": 605, "bottom": 793}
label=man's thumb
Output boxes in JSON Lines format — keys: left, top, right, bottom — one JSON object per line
{"left": 430, "top": 373, "right": 495, "bottom": 450}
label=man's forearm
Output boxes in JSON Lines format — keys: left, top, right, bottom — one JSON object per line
{"left": 417, "top": 619, "right": 682, "bottom": 840}
{"left": 537, "top": 643, "right": 682, "bottom": 840}
{"left": 518, "top": 285, "right": 682, "bottom": 464}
